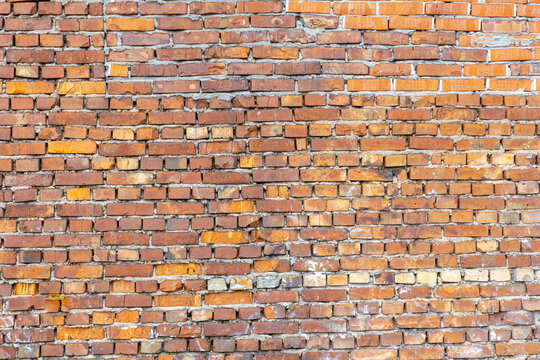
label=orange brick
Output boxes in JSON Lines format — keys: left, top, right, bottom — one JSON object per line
{"left": 471, "top": 4, "right": 514, "bottom": 17}
{"left": 57, "top": 81, "right": 106, "bottom": 94}
{"left": 395, "top": 79, "right": 438, "bottom": 91}
{"left": 491, "top": 49, "right": 533, "bottom": 61}
{"left": 107, "top": 18, "right": 155, "bottom": 31}
{"left": 389, "top": 16, "right": 432, "bottom": 30}
{"left": 334, "top": 2, "right": 376, "bottom": 15}
{"left": 464, "top": 64, "right": 506, "bottom": 77}
{"left": 442, "top": 79, "right": 485, "bottom": 92}
{"left": 489, "top": 78, "right": 531, "bottom": 91}
{"left": 348, "top": 78, "right": 391, "bottom": 91}
{"left": 436, "top": 18, "right": 480, "bottom": 31}
{"left": 5, "top": 81, "right": 55, "bottom": 94}
{"left": 345, "top": 17, "right": 388, "bottom": 30}
{"left": 57, "top": 328, "right": 105, "bottom": 340}
{"left": 201, "top": 231, "right": 249, "bottom": 244}
{"left": 287, "top": 1, "right": 331, "bottom": 13}
{"left": 380, "top": 2, "right": 423, "bottom": 15}
{"left": 48, "top": 141, "right": 97, "bottom": 154}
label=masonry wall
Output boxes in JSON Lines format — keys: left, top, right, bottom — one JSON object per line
{"left": 0, "top": 0, "right": 539, "bottom": 358}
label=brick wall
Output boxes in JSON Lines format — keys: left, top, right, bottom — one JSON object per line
{"left": 0, "top": 0, "right": 539, "bottom": 358}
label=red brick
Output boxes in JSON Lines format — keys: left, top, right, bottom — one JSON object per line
{"left": 204, "top": 323, "right": 249, "bottom": 336}
{"left": 400, "top": 348, "right": 444, "bottom": 360}
{"left": 206, "top": 292, "right": 252, "bottom": 305}
{"left": 0, "top": 1, "right": 536, "bottom": 355}
{"left": 351, "top": 287, "right": 394, "bottom": 300}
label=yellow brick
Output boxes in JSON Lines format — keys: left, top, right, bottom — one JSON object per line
{"left": 417, "top": 271, "right": 437, "bottom": 285}
{"left": 476, "top": 240, "right": 498, "bottom": 252}
{"left": 67, "top": 188, "right": 91, "bottom": 201}
{"left": 0, "top": 220, "right": 16, "bottom": 232}
{"left": 490, "top": 153, "right": 514, "bottom": 165}
{"left": 348, "top": 78, "right": 391, "bottom": 91}
{"left": 240, "top": 155, "right": 262, "bottom": 168}
{"left": 309, "top": 214, "right": 332, "bottom": 226}
{"left": 116, "top": 158, "right": 139, "bottom": 170}
{"left": 328, "top": 274, "right": 348, "bottom": 286}
{"left": 230, "top": 278, "right": 253, "bottom": 290}
{"left": 281, "top": 94, "right": 303, "bottom": 107}
{"left": 201, "top": 231, "right": 248, "bottom": 244}
{"left": 368, "top": 123, "right": 389, "bottom": 135}
{"left": 441, "top": 270, "right": 461, "bottom": 282}
{"left": 14, "top": 283, "right": 39, "bottom": 296}
{"left": 350, "top": 272, "right": 370, "bottom": 284}
{"left": 48, "top": 141, "right": 97, "bottom": 154}
{"left": 109, "top": 64, "right": 128, "bottom": 77}
{"left": 191, "top": 309, "right": 213, "bottom": 322}
{"left": 113, "top": 129, "right": 135, "bottom": 140}
{"left": 92, "top": 312, "right": 115, "bottom": 325}
{"left": 278, "top": 185, "right": 289, "bottom": 198}
{"left": 395, "top": 273, "right": 415, "bottom": 284}
{"left": 57, "top": 81, "right": 106, "bottom": 95}
{"left": 186, "top": 127, "right": 208, "bottom": 140}
{"left": 212, "top": 127, "right": 233, "bottom": 139}
{"left": 267, "top": 185, "right": 278, "bottom": 198}
{"left": 490, "top": 269, "right": 511, "bottom": 282}
{"left": 385, "top": 155, "right": 407, "bottom": 167}
{"left": 327, "top": 199, "right": 349, "bottom": 211}
{"left": 515, "top": 269, "right": 534, "bottom": 282}
{"left": 303, "top": 274, "right": 326, "bottom": 287}
{"left": 92, "top": 158, "right": 115, "bottom": 170}
{"left": 362, "top": 183, "right": 385, "bottom": 197}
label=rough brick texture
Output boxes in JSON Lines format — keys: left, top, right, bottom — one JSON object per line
{"left": 0, "top": 0, "right": 539, "bottom": 358}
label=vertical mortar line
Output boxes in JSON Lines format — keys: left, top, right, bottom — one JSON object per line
{"left": 103, "top": 0, "right": 109, "bottom": 112}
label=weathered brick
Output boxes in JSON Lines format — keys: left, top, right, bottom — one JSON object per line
{"left": 201, "top": 231, "right": 249, "bottom": 244}
{"left": 6, "top": 81, "right": 54, "bottom": 94}
{"left": 107, "top": 18, "right": 154, "bottom": 31}
{"left": 157, "top": 17, "right": 202, "bottom": 30}
{"left": 204, "top": 323, "right": 249, "bottom": 337}
{"left": 350, "top": 287, "right": 394, "bottom": 300}
{"left": 156, "top": 202, "right": 204, "bottom": 215}
{"left": 400, "top": 348, "right": 444, "bottom": 360}
{"left": 5, "top": 18, "right": 51, "bottom": 31}
{"left": 2, "top": 266, "right": 50, "bottom": 279}
{"left": 0, "top": 1, "right": 536, "bottom": 356}
{"left": 57, "top": 81, "right": 106, "bottom": 95}
{"left": 6, "top": 49, "right": 54, "bottom": 63}
{"left": 57, "top": 328, "right": 105, "bottom": 340}
{"left": 55, "top": 265, "right": 103, "bottom": 279}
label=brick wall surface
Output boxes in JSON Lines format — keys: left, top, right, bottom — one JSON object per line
{"left": 0, "top": 0, "right": 539, "bottom": 358}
